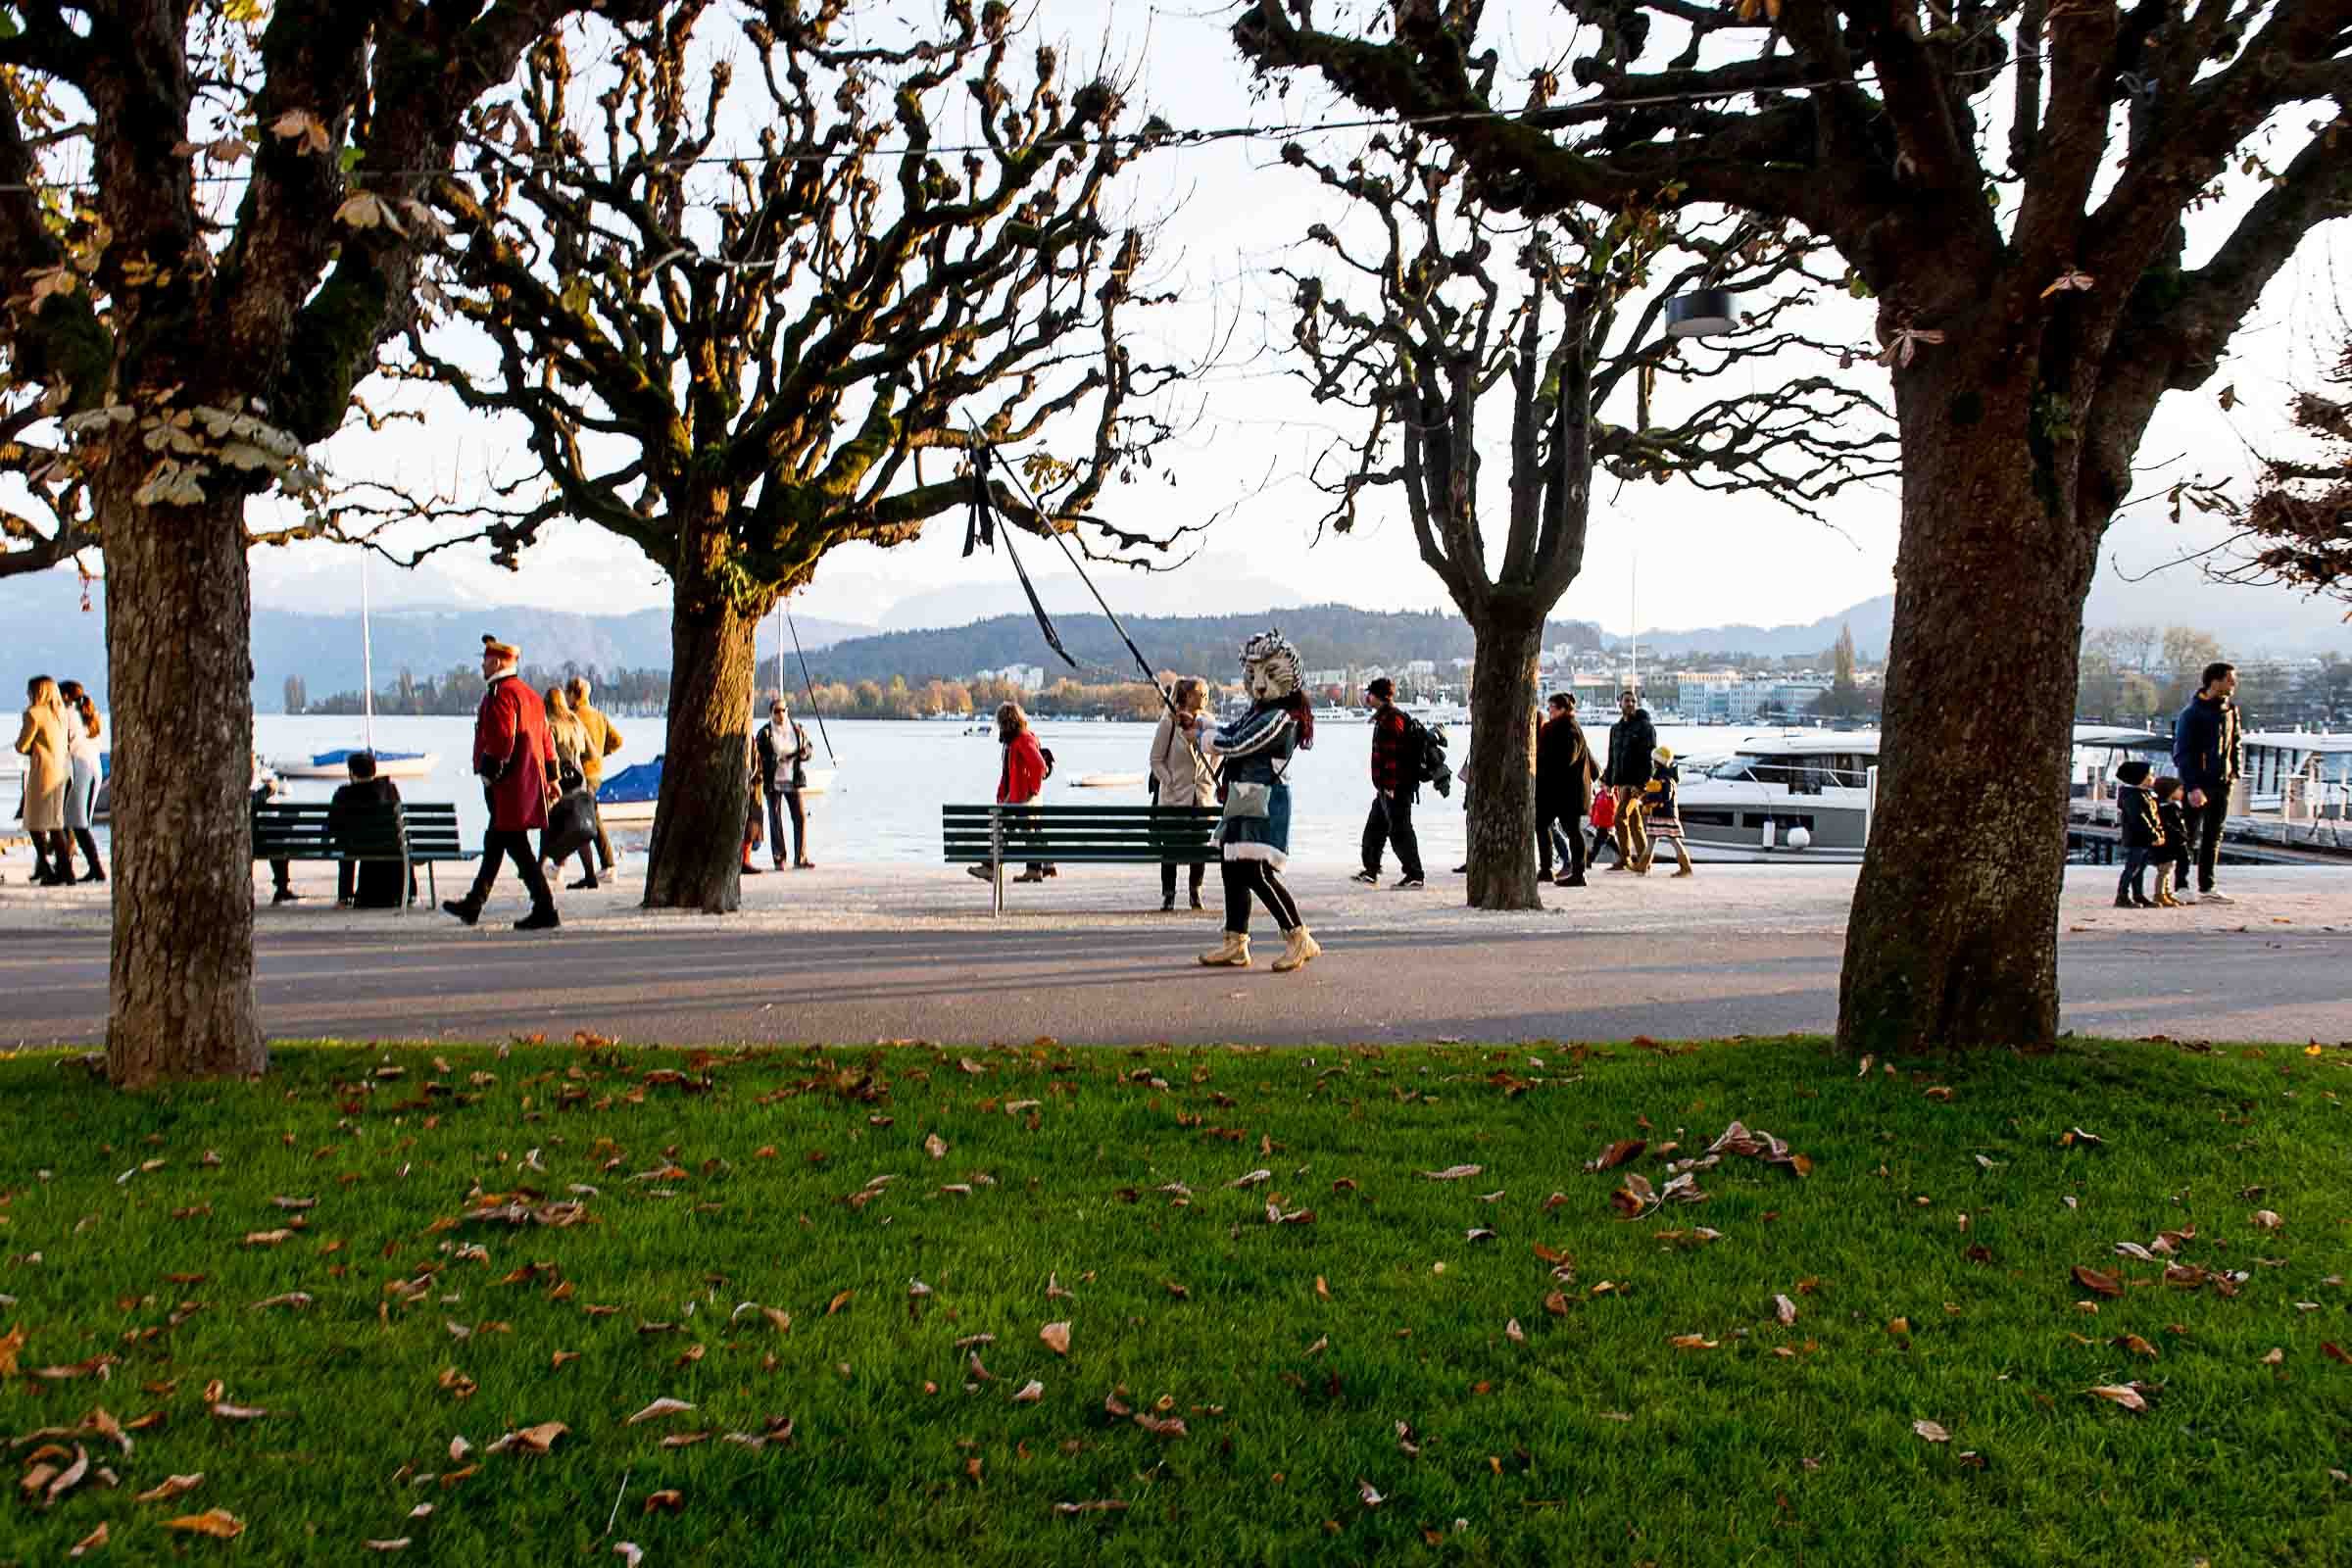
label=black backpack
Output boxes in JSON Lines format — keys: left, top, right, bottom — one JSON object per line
{"left": 1401, "top": 713, "right": 1451, "bottom": 798}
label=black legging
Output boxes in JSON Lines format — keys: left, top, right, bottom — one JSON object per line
{"left": 1221, "top": 858, "right": 1299, "bottom": 936}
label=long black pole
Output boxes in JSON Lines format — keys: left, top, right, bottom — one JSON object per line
{"left": 785, "top": 608, "right": 837, "bottom": 763}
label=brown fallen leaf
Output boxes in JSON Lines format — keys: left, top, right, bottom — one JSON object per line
{"left": 2087, "top": 1384, "right": 2148, "bottom": 1412}
{"left": 2249, "top": 1209, "right": 2283, "bottom": 1231}
{"left": 827, "top": 1290, "right": 855, "bottom": 1316}
{"left": 243, "top": 1230, "right": 295, "bottom": 1248}
{"left": 1669, "top": 1334, "right": 1719, "bottom": 1350}
{"left": 211, "top": 1403, "right": 271, "bottom": 1421}
{"left": 614, "top": 1545, "right": 645, "bottom": 1568}
{"left": 2072, "top": 1265, "right": 2124, "bottom": 1298}
{"left": 924, "top": 1133, "right": 949, "bottom": 1160}
{"left": 2324, "top": 1342, "right": 2351, "bottom": 1366}
{"left": 1504, "top": 1318, "right": 1525, "bottom": 1345}
{"left": 137, "top": 1473, "right": 205, "bottom": 1503}
{"left": 164, "top": 1509, "right": 246, "bottom": 1539}
{"left": 0, "top": 1323, "right": 24, "bottom": 1377}
{"left": 1774, "top": 1294, "right": 1798, "bottom": 1326}
{"left": 1886, "top": 1318, "right": 1911, "bottom": 1336}
{"left": 1543, "top": 1291, "right": 1569, "bottom": 1317}
{"left": 1421, "top": 1165, "right": 1482, "bottom": 1181}
{"left": 1912, "top": 1420, "right": 1950, "bottom": 1443}
{"left": 2260, "top": 1348, "right": 2284, "bottom": 1365}
{"left": 2116, "top": 1334, "right": 2159, "bottom": 1360}
{"left": 626, "top": 1397, "right": 696, "bottom": 1425}
{"left": 660, "top": 1431, "right": 712, "bottom": 1448}
{"left": 644, "top": 1489, "right": 685, "bottom": 1514}
{"left": 1011, "top": 1380, "right": 1045, "bottom": 1404}
{"left": 1040, "top": 1322, "right": 1072, "bottom": 1356}
{"left": 71, "top": 1523, "right": 108, "bottom": 1557}
{"left": 1586, "top": 1139, "right": 1645, "bottom": 1173}
{"left": 1356, "top": 1478, "right": 1385, "bottom": 1508}
{"left": 363, "top": 1541, "right": 411, "bottom": 1553}
{"left": 1054, "top": 1499, "right": 1130, "bottom": 1515}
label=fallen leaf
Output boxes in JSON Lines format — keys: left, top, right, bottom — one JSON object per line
{"left": 1420, "top": 1165, "right": 1482, "bottom": 1181}
{"left": 1356, "top": 1478, "right": 1384, "bottom": 1508}
{"left": 1886, "top": 1317, "right": 1911, "bottom": 1336}
{"left": 2260, "top": 1348, "right": 2284, "bottom": 1365}
{"left": 211, "top": 1403, "right": 271, "bottom": 1421}
{"left": 614, "top": 1546, "right": 645, "bottom": 1568}
{"left": 1586, "top": 1139, "right": 1644, "bottom": 1173}
{"left": 137, "top": 1473, "right": 205, "bottom": 1503}
{"left": 363, "top": 1541, "right": 411, "bottom": 1553}
{"left": 1054, "top": 1499, "right": 1130, "bottom": 1515}
{"left": 1912, "top": 1420, "right": 1950, "bottom": 1444}
{"left": 2117, "top": 1334, "right": 2159, "bottom": 1360}
{"left": 2324, "top": 1343, "right": 2351, "bottom": 1366}
{"left": 1504, "top": 1318, "right": 1525, "bottom": 1345}
{"left": 1011, "top": 1380, "right": 1045, "bottom": 1404}
{"left": 1543, "top": 1291, "right": 1569, "bottom": 1316}
{"left": 70, "top": 1523, "right": 108, "bottom": 1557}
{"left": 2087, "top": 1384, "right": 2147, "bottom": 1412}
{"left": 626, "top": 1397, "right": 696, "bottom": 1425}
{"left": 2072, "top": 1266, "right": 2124, "bottom": 1298}
{"left": 1774, "top": 1294, "right": 1798, "bottom": 1326}
{"left": 1228, "top": 1169, "right": 1272, "bottom": 1189}
{"left": 0, "top": 1324, "right": 22, "bottom": 1376}
{"left": 644, "top": 1489, "right": 685, "bottom": 1514}
{"left": 924, "top": 1134, "right": 949, "bottom": 1160}
{"left": 827, "top": 1290, "right": 855, "bottom": 1315}
{"left": 164, "top": 1509, "right": 246, "bottom": 1540}
{"left": 1669, "top": 1334, "right": 1719, "bottom": 1350}
{"left": 2249, "top": 1209, "right": 2282, "bottom": 1231}
{"left": 1040, "top": 1322, "right": 1072, "bottom": 1356}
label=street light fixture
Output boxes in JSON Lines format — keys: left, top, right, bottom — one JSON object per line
{"left": 1664, "top": 287, "right": 1741, "bottom": 338}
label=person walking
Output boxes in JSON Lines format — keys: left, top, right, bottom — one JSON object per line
{"left": 756, "top": 699, "right": 815, "bottom": 869}
{"left": 2113, "top": 759, "right": 2163, "bottom": 908}
{"left": 1637, "top": 745, "right": 1695, "bottom": 876}
{"left": 1537, "top": 692, "right": 1596, "bottom": 887}
{"left": 2170, "top": 661, "right": 2240, "bottom": 905}
{"left": 1352, "top": 677, "right": 1425, "bottom": 889}
{"left": 13, "top": 676, "right": 71, "bottom": 886}
{"left": 971, "top": 702, "right": 1054, "bottom": 883}
{"left": 1601, "top": 688, "right": 1657, "bottom": 873}
{"left": 1199, "top": 631, "right": 1321, "bottom": 972}
{"left": 566, "top": 677, "right": 623, "bottom": 876}
{"left": 329, "top": 751, "right": 411, "bottom": 907}
{"left": 541, "top": 684, "right": 601, "bottom": 890}
{"left": 1150, "top": 677, "right": 1216, "bottom": 911}
{"left": 58, "top": 679, "right": 104, "bottom": 882}
{"left": 442, "top": 634, "right": 562, "bottom": 930}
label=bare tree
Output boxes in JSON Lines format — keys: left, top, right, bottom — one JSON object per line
{"left": 1278, "top": 128, "right": 1892, "bottom": 907}
{"left": 1238, "top": 0, "right": 2352, "bottom": 1053}
{"left": 357, "top": 0, "right": 1184, "bottom": 911}
{"left": 2172, "top": 328, "right": 2352, "bottom": 604}
{"left": 0, "top": 0, "right": 663, "bottom": 1085}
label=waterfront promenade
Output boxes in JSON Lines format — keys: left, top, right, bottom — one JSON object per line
{"left": 4, "top": 859, "right": 2346, "bottom": 1047}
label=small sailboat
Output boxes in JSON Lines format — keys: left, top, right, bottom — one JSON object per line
{"left": 596, "top": 755, "right": 834, "bottom": 824}
{"left": 273, "top": 557, "right": 440, "bottom": 779}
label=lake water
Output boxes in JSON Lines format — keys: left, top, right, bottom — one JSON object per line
{"left": 10, "top": 713, "right": 1770, "bottom": 868}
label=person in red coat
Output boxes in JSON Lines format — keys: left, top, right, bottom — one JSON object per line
{"left": 442, "top": 634, "right": 563, "bottom": 930}
{"left": 968, "top": 700, "right": 1055, "bottom": 883}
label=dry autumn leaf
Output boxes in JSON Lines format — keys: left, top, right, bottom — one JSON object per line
{"left": 165, "top": 1509, "right": 246, "bottom": 1539}
{"left": 626, "top": 1397, "right": 695, "bottom": 1425}
{"left": 2088, "top": 1384, "right": 2148, "bottom": 1412}
{"left": 1040, "top": 1322, "right": 1072, "bottom": 1356}
{"left": 1421, "top": 1165, "right": 1482, "bottom": 1181}
{"left": 71, "top": 1523, "right": 107, "bottom": 1557}
{"left": 644, "top": 1489, "right": 685, "bottom": 1514}
{"left": 827, "top": 1290, "right": 855, "bottom": 1316}
{"left": 1586, "top": 1139, "right": 1644, "bottom": 1173}
{"left": 2072, "top": 1266, "right": 2124, "bottom": 1298}
{"left": 1011, "top": 1380, "right": 1045, "bottom": 1404}
{"left": 1912, "top": 1420, "right": 1950, "bottom": 1444}
{"left": 137, "top": 1473, "right": 205, "bottom": 1503}
{"left": 1775, "top": 1295, "right": 1798, "bottom": 1326}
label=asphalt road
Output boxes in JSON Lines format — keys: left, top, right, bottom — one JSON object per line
{"left": 8, "top": 919, "right": 2348, "bottom": 1048}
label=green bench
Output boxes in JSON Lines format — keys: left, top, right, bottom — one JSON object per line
{"left": 252, "top": 801, "right": 476, "bottom": 909}
{"left": 942, "top": 804, "right": 1222, "bottom": 914}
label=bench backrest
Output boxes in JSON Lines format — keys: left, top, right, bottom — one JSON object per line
{"left": 252, "top": 800, "right": 468, "bottom": 859}
{"left": 399, "top": 803, "right": 468, "bottom": 859}
{"left": 942, "top": 804, "right": 1221, "bottom": 862}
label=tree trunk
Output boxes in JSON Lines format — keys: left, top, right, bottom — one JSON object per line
{"left": 1838, "top": 402, "right": 2100, "bottom": 1054}
{"left": 98, "top": 467, "right": 268, "bottom": 1086}
{"left": 643, "top": 515, "right": 762, "bottom": 912}
{"left": 1462, "top": 612, "right": 1545, "bottom": 910}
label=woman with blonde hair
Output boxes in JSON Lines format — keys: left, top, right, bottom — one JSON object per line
{"left": 539, "top": 684, "right": 600, "bottom": 890}
{"left": 1149, "top": 676, "right": 1215, "bottom": 911}
{"left": 13, "top": 675, "right": 71, "bottom": 886}
{"left": 59, "top": 679, "right": 105, "bottom": 882}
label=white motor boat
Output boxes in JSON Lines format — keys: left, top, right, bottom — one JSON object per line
{"left": 1669, "top": 731, "right": 1881, "bottom": 862}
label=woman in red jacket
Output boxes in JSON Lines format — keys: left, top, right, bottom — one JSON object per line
{"left": 970, "top": 701, "right": 1055, "bottom": 883}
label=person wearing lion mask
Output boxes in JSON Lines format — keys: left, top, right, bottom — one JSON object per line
{"left": 1198, "top": 630, "right": 1322, "bottom": 973}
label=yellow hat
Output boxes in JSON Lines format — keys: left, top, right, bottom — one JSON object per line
{"left": 482, "top": 633, "right": 519, "bottom": 661}
{"left": 1654, "top": 745, "right": 1674, "bottom": 762}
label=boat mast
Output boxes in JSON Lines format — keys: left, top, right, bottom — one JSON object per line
{"left": 361, "top": 552, "right": 376, "bottom": 753}
{"left": 1629, "top": 556, "right": 1639, "bottom": 699}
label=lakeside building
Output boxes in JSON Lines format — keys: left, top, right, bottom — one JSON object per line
{"left": 971, "top": 663, "right": 1046, "bottom": 693}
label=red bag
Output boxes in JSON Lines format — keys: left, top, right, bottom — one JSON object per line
{"left": 1590, "top": 792, "right": 1617, "bottom": 831}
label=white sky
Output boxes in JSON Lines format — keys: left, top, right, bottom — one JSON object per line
{"left": 227, "top": 0, "right": 2346, "bottom": 643}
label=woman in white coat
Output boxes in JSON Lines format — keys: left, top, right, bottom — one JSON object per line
{"left": 1149, "top": 676, "right": 1217, "bottom": 911}
{"left": 59, "top": 680, "right": 104, "bottom": 881}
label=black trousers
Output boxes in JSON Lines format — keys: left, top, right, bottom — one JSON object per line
{"left": 1222, "top": 858, "right": 1300, "bottom": 935}
{"left": 2189, "top": 792, "right": 2230, "bottom": 891}
{"left": 1536, "top": 797, "right": 1585, "bottom": 879}
{"left": 1161, "top": 858, "right": 1206, "bottom": 902}
{"left": 765, "top": 789, "right": 806, "bottom": 865}
{"left": 466, "top": 827, "right": 556, "bottom": 911}
{"left": 1360, "top": 791, "right": 1423, "bottom": 879}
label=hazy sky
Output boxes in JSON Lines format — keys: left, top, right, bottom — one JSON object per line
{"left": 222, "top": 0, "right": 2344, "bottom": 640}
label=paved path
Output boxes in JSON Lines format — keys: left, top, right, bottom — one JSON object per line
{"left": 5, "top": 860, "right": 2347, "bottom": 1047}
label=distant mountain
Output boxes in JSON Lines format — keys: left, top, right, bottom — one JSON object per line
{"left": 802, "top": 604, "right": 1607, "bottom": 685}
{"left": 1616, "top": 595, "right": 1898, "bottom": 662}
{"left": 0, "top": 569, "right": 871, "bottom": 708}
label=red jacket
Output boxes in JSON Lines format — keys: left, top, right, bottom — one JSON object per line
{"left": 998, "top": 729, "right": 1046, "bottom": 805}
{"left": 474, "top": 674, "right": 557, "bottom": 831}
{"left": 1371, "top": 705, "right": 1413, "bottom": 796}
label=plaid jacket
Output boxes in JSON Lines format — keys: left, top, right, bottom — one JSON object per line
{"left": 1370, "top": 706, "right": 1414, "bottom": 796}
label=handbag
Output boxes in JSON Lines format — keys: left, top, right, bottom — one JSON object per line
{"left": 544, "top": 788, "right": 599, "bottom": 861}
{"left": 1590, "top": 792, "right": 1617, "bottom": 831}
{"left": 1223, "top": 780, "right": 1271, "bottom": 819}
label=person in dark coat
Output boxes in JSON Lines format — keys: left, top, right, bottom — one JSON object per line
{"left": 2151, "top": 776, "right": 2188, "bottom": 908}
{"left": 1353, "top": 676, "right": 1424, "bottom": 889}
{"left": 2170, "top": 661, "right": 2240, "bottom": 905}
{"left": 1537, "top": 692, "right": 1597, "bottom": 887}
{"left": 755, "top": 699, "right": 814, "bottom": 869}
{"left": 443, "top": 634, "right": 562, "bottom": 930}
{"left": 2113, "top": 759, "right": 2163, "bottom": 909}
{"left": 1601, "top": 689, "right": 1657, "bottom": 872}
{"left": 330, "top": 752, "right": 412, "bottom": 908}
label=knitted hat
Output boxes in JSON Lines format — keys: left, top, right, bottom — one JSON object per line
{"left": 2115, "top": 760, "right": 2152, "bottom": 786}
{"left": 482, "top": 634, "right": 519, "bottom": 662}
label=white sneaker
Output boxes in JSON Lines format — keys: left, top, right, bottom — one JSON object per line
{"left": 2199, "top": 890, "right": 2234, "bottom": 905}
{"left": 2173, "top": 891, "right": 2198, "bottom": 906}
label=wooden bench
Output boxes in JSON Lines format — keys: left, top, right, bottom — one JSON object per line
{"left": 252, "top": 801, "right": 477, "bottom": 909}
{"left": 942, "top": 805, "right": 1221, "bottom": 914}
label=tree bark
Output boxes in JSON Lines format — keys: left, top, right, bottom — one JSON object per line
{"left": 1462, "top": 611, "right": 1545, "bottom": 910}
{"left": 642, "top": 506, "right": 763, "bottom": 913}
{"left": 97, "top": 464, "right": 268, "bottom": 1086}
{"left": 1838, "top": 383, "right": 2100, "bottom": 1053}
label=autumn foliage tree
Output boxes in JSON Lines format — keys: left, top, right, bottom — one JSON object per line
{"left": 1278, "top": 127, "right": 1891, "bottom": 908}
{"left": 1239, "top": 0, "right": 2352, "bottom": 1052}
{"left": 0, "top": 0, "right": 664, "bottom": 1085}
{"left": 375, "top": 0, "right": 1181, "bottom": 912}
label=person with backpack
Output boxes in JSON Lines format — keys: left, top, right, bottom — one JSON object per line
{"left": 1352, "top": 676, "right": 1425, "bottom": 889}
{"left": 971, "top": 701, "right": 1054, "bottom": 883}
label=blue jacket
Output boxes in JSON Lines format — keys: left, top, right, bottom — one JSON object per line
{"left": 2171, "top": 694, "right": 2240, "bottom": 795}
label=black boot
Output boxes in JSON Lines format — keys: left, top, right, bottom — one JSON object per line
{"left": 2113, "top": 891, "right": 2133, "bottom": 908}
{"left": 441, "top": 898, "right": 481, "bottom": 926}
{"left": 514, "top": 905, "right": 562, "bottom": 931}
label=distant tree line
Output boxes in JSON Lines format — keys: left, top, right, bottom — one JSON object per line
{"left": 304, "top": 662, "right": 676, "bottom": 717}
{"left": 2077, "top": 626, "right": 2348, "bottom": 730}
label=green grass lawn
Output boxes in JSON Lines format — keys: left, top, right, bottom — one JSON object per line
{"left": 1, "top": 1035, "right": 2346, "bottom": 1566}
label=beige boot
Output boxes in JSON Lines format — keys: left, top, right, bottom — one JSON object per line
{"left": 1671, "top": 843, "right": 1694, "bottom": 877}
{"left": 1272, "top": 926, "right": 1322, "bottom": 972}
{"left": 1198, "top": 932, "right": 1250, "bottom": 968}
